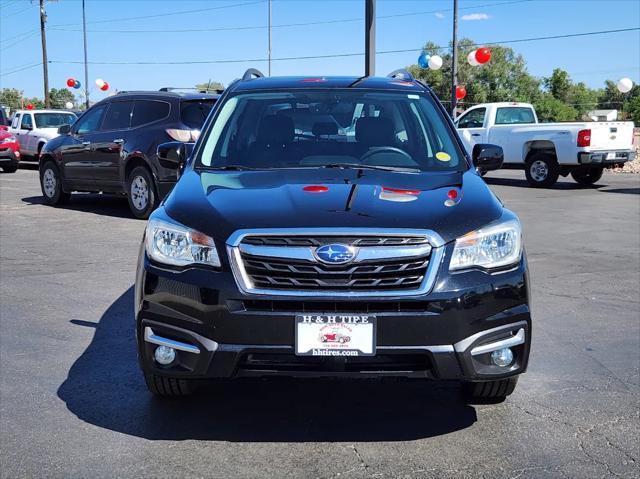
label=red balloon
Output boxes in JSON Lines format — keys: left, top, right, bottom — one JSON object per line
{"left": 26, "top": 103, "right": 34, "bottom": 110}
{"left": 475, "top": 47, "right": 491, "bottom": 64}
{"left": 66, "top": 78, "right": 76, "bottom": 88}
{"left": 455, "top": 85, "right": 467, "bottom": 100}
{"left": 100, "top": 82, "right": 109, "bottom": 91}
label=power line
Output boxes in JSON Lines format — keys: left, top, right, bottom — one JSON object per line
{"left": 48, "top": 26, "right": 640, "bottom": 66}
{"left": 48, "top": 0, "right": 267, "bottom": 28}
{"left": 48, "top": 0, "right": 534, "bottom": 34}
{"left": 0, "top": 62, "right": 42, "bottom": 77}
{"left": 0, "top": 30, "right": 39, "bottom": 50}
{"left": 0, "top": 2, "right": 34, "bottom": 20}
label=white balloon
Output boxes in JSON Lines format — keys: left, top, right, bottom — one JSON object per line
{"left": 617, "top": 77, "right": 633, "bottom": 93}
{"left": 65, "top": 101, "right": 74, "bottom": 109}
{"left": 95, "top": 78, "right": 105, "bottom": 88}
{"left": 467, "top": 50, "right": 480, "bottom": 66}
{"left": 428, "top": 55, "right": 443, "bottom": 70}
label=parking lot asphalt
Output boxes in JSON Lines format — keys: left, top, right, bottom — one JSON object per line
{"left": 1, "top": 166, "right": 638, "bottom": 479}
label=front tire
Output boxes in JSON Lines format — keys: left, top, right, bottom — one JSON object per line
{"left": 143, "top": 372, "right": 196, "bottom": 397}
{"left": 525, "top": 153, "right": 559, "bottom": 188}
{"left": 461, "top": 377, "right": 518, "bottom": 403}
{"left": 40, "top": 161, "right": 70, "bottom": 205}
{"left": 571, "top": 167, "right": 603, "bottom": 185}
{"left": 126, "top": 166, "right": 157, "bottom": 219}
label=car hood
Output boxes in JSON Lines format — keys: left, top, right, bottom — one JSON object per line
{"left": 34, "top": 127, "right": 61, "bottom": 138}
{"left": 163, "top": 168, "right": 503, "bottom": 245}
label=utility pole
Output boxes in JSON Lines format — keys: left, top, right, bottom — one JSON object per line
{"left": 267, "top": 0, "right": 272, "bottom": 76}
{"left": 39, "top": 0, "right": 50, "bottom": 108}
{"left": 365, "top": 0, "right": 375, "bottom": 76}
{"left": 82, "top": 0, "right": 90, "bottom": 109}
{"left": 450, "top": 0, "right": 459, "bottom": 117}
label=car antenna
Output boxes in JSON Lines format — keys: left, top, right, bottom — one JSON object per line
{"left": 241, "top": 69, "right": 265, "bottom": 81}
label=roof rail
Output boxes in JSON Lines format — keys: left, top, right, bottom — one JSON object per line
{"left": 159, "top": 87, "right": 223, "bottom": 94}
{"left": 386, "top": 69, "right": 414, "bottom": 81}
{"left": 242, "top": 68, "right": 265, "bottom": 81}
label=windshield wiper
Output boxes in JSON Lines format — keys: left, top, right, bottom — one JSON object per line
{"left": 320, "top": 163, "right": 419, "bottom": 173}
{"left": 205, "top": 165, "right": 255, "bottom": 171}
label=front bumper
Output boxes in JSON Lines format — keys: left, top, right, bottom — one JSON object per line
{"left": 0, "top": 148, "right": 19, "bottom": 166}
{"left": 578, "top": 149, "right": 635, "bottom": 166}
{"left": 135, "top": 241, "right": 532, "bottom": 382}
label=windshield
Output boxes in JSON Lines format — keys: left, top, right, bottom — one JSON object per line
{"left": 198, "top": 90, "right": 466, "bottom": 172}
{"left": 34, "top": 112, "right": 76, "bottom": 128}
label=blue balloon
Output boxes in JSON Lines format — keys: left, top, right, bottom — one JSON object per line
{"left": 73, "top": 80, "right": 81, "bottom": 89}
{"left": 418, "top": 52, "right": 430, "bottom": 69}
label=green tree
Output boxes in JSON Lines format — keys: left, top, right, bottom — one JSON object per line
{"left": 543, "top": 68, "right": 572, "bottom": 103}
{"left": 533, "top": 93, "right": 578, "bottom": 122}
{"left": 0, "top": 88, "right": 24, "bottom": 112}
{"left": 49, "top": 88, "right": 77, "bottom": 109}
{"left": 195, "top": 80, "right": 224, "bottom": 93}
{"left": 626, "top": 95, "right": 640, "bottom": 125}
{"left": 567, "top": 82, "right": 599, "bottom": 120}
{"left": 407, "top": 39, "right": 540, "bottom": 110}
{"left": 598, "top": 80, "right": 640, "bottom": 121}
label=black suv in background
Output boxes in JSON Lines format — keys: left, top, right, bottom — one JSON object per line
{"left": 39, "top": 90, "right": 219, "bottom": 218}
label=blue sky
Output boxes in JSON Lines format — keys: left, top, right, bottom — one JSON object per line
{"left": 1, "top": 0, "right": 639, "bottom": 102}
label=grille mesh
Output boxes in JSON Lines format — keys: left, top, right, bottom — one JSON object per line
{"left": 239, "top": 235, "right": 432, "bottom": 292}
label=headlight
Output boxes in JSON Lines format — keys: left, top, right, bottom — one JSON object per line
{"left": 450, "top": 218, "right": 522, "bottom": 271}
{"left": 145, "top": 218, "right": 221, "bottom": 268}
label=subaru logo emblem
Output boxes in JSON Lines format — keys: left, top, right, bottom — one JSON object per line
{"left": 314, "top": 244, "right": 357, "bottom": 265}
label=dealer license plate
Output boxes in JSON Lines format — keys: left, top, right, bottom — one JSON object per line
{"left": 295, "top": 314, "right": 376, "bottom": 356}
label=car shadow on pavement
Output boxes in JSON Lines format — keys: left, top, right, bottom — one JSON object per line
{"left": 484, "top": 176, "right": 607, "bottom": 190}
{"left": 22, "top": 194, "right": 134, "bottom": 219}
{"left": 58, "top": 287, "right": 477, "bottom": 442}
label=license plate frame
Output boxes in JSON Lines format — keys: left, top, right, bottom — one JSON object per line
{"left": 295, "top": 314, "right": 376, "bottom": 356}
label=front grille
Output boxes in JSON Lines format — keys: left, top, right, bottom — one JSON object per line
{"left": 242, "top": 299, "right": 430, "bottom": 313}
{"left": 228, "top": 229, "right": 442, "bottom": 296}
{"left": 239, "top": 352, "right": 431, "bottom": 373}
{"left": 242, "top": 254, "right": 428, "bottom": 291}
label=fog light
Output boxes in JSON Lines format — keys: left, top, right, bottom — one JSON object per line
{"left": 491, "top": 347, "right": 513, "bottom": 367}
{"left": 154, "top": 345, "right": 176, "bottom": 365}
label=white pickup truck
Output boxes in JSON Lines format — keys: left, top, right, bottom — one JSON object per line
{"left": 9, "top": 109, "right": 77, "bottom": 160}
{"left": 456, "top": 102, "right": 635, "bottom": 187}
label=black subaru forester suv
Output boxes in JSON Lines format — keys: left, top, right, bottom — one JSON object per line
{"left": 136, "top": 69, "right": 531, "bottom": 402}
{"left": 39, "top": 89, "right": 219, "bottom": 218}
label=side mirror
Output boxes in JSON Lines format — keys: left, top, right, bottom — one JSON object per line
{"left": 58, "top": 124, "right": 71, "bottom": 135}
{"left": 157, "top": 141, "right": 194, "bottom": 170}
{"left": 472, "top": 143, "right": 503, "bottom": 172}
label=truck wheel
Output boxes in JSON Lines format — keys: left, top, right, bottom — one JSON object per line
{"left": 143, "top": 372, "right": 196, "bottom": 397}
{"left": 40, "top": 161, "right": 71, "bottom": 205}
{"left": 525, "top": 153, "right": 559, "bottom": 188}
{"left": 461, "top": 377, "right": 518, "bottom": 403}
{"left": 571, "top": 167, "right": 603, "bottom": 185}
{"left": 127, "top": 166, "right": 157, "bottom": 219}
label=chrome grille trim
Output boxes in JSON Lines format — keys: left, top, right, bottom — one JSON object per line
{"left": 226, "top": 228, "right": 445, "bottom": 298}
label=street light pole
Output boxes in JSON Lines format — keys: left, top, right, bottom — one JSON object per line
{"left": 82, "top": 0, "right": 90, "bottom": 109}
{"left": 451, "top": 0, "right": 459, "bottom": 117}
{"left": 39, "top": 0, "right": 50, "bottom": 108}
{"left": 365, "top": 0, "right": 376, "bottom": 76}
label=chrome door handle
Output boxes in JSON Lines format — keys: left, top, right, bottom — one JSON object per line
{"left": 113, "top": 138, "right": 124, "bottom": 144}
{"left": 471, "top": 133, "right": 481, "bottom": 137}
